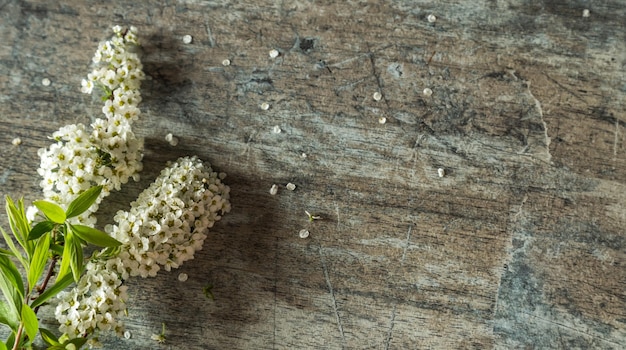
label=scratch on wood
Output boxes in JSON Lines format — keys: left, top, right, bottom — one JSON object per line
{"left": 512, "top": 195, "right": 528, "bottom": 222}
{"left": 240, "top": 131, "right": 257, "bottom": 158}
{"left": 385, "top": 225, "right": 413, "bottom": 348}
{"left": 273, "top": 237, "right": 278, "bottom": 350}
{"left": 410, "top": 138, "right": 420, "bottom": 179}
{"left": 613, "top": 117, "right": 619, "bottom": 162}
{"left": 400, "top": 225, "right": 412, "bottom": 265}
{"left": 546, "top": 74, "right": 585, "bottom": 103}
{"left": 367, "top": 48, "right": 392, "bottom": 109}
{"left": 526, "top": 81, "right": 552, "bottom": 163}
{"left": 204, "top": 21, "right": 216, "bottom": 47}
{"left": 319, "top": 245, "right": 346, "bottom": 347}
{"left": 0, "top": 168, "right": 12, "bottom": 185}
{"left": 328, "top": 53, "right": 368, "bottom": 69}
{"left": 334, "top": 77, "right": 368, "bottom": 94}
{"left": 334, "top": 201, "right": 341, "bottom": 231}
{"left": 384, "top": 304, "right": 397, "bottom": 350}
{"left": 520, "top": 311, "right": 623, "bottom": 347}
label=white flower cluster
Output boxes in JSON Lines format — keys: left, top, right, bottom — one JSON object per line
{"left": 36, "top": 26, "right": 145, "bottom": 226}
{"left": 55, "top": 261, "right": 128, "bottom": 337}
{"left": 55, "top": 156, "right": 231, "bottom": 337}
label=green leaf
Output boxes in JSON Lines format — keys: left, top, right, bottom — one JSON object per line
{"left": 5, "top": 197, "right": 33, "bottom": 256}
{"left": 65, "top": 337, "right": 88, "bottom": 348}
{"left": 45, "top": 345, "right": 65, "bottom": 350}
{"left": 0, "top": 257, "right": 22, "bottom": 325}
{"left": 70, "top": 225, "right": 121, "bottom": 248}
{"left": 0, "top": 205, "right": 28, "bottom": 269}
{"left": 33, "top": 201, "right": 66, "bottom": 224}
{"left": 46, "top": 337, "right": 88, "bottom": 350}
{"left": 0, "top": 248, "right": 14, "bottom": 257}
{"left": 96, "top": 246, "right": 121, "bottom": 260}
{"left": 50, "top": 244, "right": 64, "bottom": 256}
{"left": 0, "top": 259, "right": 24, "bottom": 297}
{"left": 0, "top": 338, "right": 7, "bottom": 350}
{"left": 70, "top": 231, "right": 84, "bottom": 282}
{"left": 57, "top": 236, "right": 72, "bottom": 283}
{"left": 65, "top": 186, "right": 102, "bottom": 219}
{"left": 59, "top": 231, "right": 84, "bottom": 283}
{"left": 47, "top": 334, "right": 88, "bottom": 349}
{"left": 28, "top": 221, "right": 56, "bottom": 241}
{"left": 27, "top": 233, "right": 51, "bottom": 294}
{"left": 30, "top": 274, "right": 74, "bottom": 309}
{"left": 0, "top": 300, "right": 19, "bottom": 330}
{"left": 39, "top": 328, "right": 60, "bottom": 346}
{"left": 20, "top": 303, "right": 38, "bottom": 343}
{"left": 0, "top": 217, "right": 28, "bottom": 271}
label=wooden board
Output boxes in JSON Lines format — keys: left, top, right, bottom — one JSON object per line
{"left": 0, "top": 0, "right": 624, "bottom": 348}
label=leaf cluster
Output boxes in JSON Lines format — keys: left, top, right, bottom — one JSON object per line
{"left": 0, "top": 186, "right": 121, "bottom": 349}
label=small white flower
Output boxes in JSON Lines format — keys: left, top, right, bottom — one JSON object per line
{"left": 165, "top": 133, "right": 179, "bottom": 146}
{"left": 269, "top": 184, "right": 278, "bottom": 195}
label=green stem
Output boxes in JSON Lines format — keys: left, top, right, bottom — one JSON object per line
{"left": 12, "top": 323, "right": 24, "bottom": 350}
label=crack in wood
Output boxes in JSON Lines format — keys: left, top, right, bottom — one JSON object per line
{"left": 319, "top": 245, "right": 346, "bottom": 348}
{"left": 383, "top": 304, "right": 397, "bottom": 350}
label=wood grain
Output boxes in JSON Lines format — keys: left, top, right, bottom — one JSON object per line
{"left": 0, "top": 0, "right": 624, "bottom": 349}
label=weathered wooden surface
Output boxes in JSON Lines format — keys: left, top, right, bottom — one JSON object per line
{"left": 1, "top": 0, "right": 625, "bottom": 349}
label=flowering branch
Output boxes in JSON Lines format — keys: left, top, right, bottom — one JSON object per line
{"left": 54, "top": 156, "right": 230, "bottom": 341}
{"left": 35, "top": 25, "right": 145, "bottom": 227}
{"left": 0, "top": 26, "right": 231, "bottom": 349}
